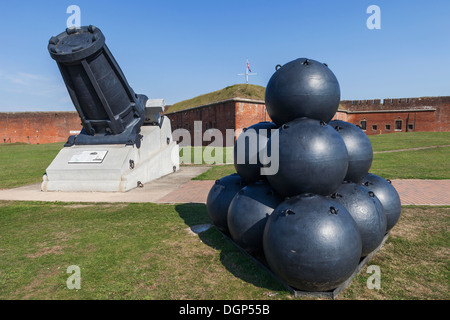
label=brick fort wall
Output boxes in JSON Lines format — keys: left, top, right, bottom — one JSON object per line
{"left": 1, "top": 96, "right": 448, "bottom": 145}
{"left": 165, "top": 96, "right": 449, "bottom": 145}
{"left": 335, "top": 96, "right": 449, "bottom": 134}
{"left": 0, "top": 112, "right": 81, "bottom": 144}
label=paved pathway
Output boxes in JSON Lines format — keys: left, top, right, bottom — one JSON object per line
{"left": 0, "top": 166, "right": 211, "bottom": 204}
{"left": 390, "top": 179, "right": 450, "bottom": 206}
{"left": 156, "top": 179, "right": 450, "bottom": 206}
{"left": 0, "top": 167, "right": 448, "bottom": 206}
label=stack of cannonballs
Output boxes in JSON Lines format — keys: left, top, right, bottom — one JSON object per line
{"left": 206, "top": 58, "right": 402, "bottom": 292}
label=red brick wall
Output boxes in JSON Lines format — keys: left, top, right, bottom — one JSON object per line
{"left": 335, "top": 96, "right": 449, "bottom": 135}
{"left": 234, "top": 100, "right": 270, "bottom": 137}
{"left": 0, "top": 112, "right": 81, "bottom": 144}
{"left": 165, "top": 100, "right": 236, "bottom": 146}
{"left": 339, "top": 96, "right": 450, "bottom": 113}
{"left": 334, "top": 110, "right": 438, "bottom": 135}
{"left": 165, "top": 99, "right": 272, "bottom": 146}
{"left": 165, "top": 96, "right": 450, "bottom": 145}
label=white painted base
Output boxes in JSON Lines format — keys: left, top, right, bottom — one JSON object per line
{"left": 41, "top": 118, "right": 180, "bottom": 192}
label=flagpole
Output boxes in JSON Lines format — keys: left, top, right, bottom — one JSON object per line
{"left": 238, "top": 59, "right": 256, "bottom": 84}
{"left": 246, "top": 59, "right": 249, "bottom": 84}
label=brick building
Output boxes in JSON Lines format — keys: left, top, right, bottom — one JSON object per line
{"left": 164, "top": 95, "right": 450, "bottom": 145}
{"left": 335, "top": 96, "right": 450, "bottom": 135}
{"left": 1, "top": 96, "right": 448, "bottom": 145}
{"left": 164, "top": 98, "right": 270, "bottom": 146}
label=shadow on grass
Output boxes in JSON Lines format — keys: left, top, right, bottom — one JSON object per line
{"left": 174, "top": 203, "right": 287, "bottom": 294}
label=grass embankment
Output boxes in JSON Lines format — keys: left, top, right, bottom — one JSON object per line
{"left": 165, "top": 84, "right": 266, "bottom": 113}
{"left": 0, "top": 201, "right": 448, "bottom": 300}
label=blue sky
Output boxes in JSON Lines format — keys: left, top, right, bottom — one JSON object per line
{"left": 0, "top": 0, "right": 449, "bottom": 111}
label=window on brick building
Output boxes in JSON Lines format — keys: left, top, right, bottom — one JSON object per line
{"left": 372, "top": 125, "right": 378, "bottom": 131}
{"left": 360, "top": 120, "right": 367, "bottom": 131}
{"left": 395, "top": 120, "right": 402, "bottom": 131}
{"left": 385, "top": 124, "right": 391, "bottom": 130}
{"left": 408, "top": 124, "right": 414, "bottom": 130}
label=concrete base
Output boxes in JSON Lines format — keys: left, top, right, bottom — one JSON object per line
{"left": 42, "top": 118, "right": 180, "bottom": 192}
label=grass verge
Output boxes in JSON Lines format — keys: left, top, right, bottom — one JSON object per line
{"left": 192, "top": 165, "right": 236, "bottom": 181}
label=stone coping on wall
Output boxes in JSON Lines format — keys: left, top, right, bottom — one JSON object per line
{"left": 0, "top": 111, "right": 78, "bottom": 115}
{"left": 336, "top": 107, "right": 437, "bottom": 114}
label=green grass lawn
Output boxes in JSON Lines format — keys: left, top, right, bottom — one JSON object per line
{"left": 0, "top": 143, "right": 64, "bottom": 189}
{"left": 0, "top": 201, "right": 448, "bottom": 300}
{"left": 179, "top": 146, "right": 234, "bottom": 165}
{"left": 0, "top": 201, "right": 287, "bottom": 300}
{"left": 195, "top": 145, "right": 450, "bottom": 181}
{"left": 368, "top": 131, "right": 450, "bottom": 152}
{"left": 371, "top": 147, "right": 450, "bottom": 179}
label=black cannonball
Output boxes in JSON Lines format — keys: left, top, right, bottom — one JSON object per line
{"left": 263, "top": 194, "right": 362, "bottom": 292}
{"left": 234, "top": 121, "right": 278, "bottom": 184}
{"left": 329, "top": 120, "right": 373, "bottom": 183}
{"left": 361, "top": 173, "right": 402, "bottom": 232}
{"left": 227, "top": 180, "right": 283, "bottom": 255}
{"left": 265, "top": 58, "right": 340, "bottom": 125}
{"left": 264, "top": 117, "right": 348, "bottom": 197}
{"left": 330, "top": 181, "right": 387, "bottom": 256}
{"left": 206, "top": 173, "right": 244, "bottom": 234}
